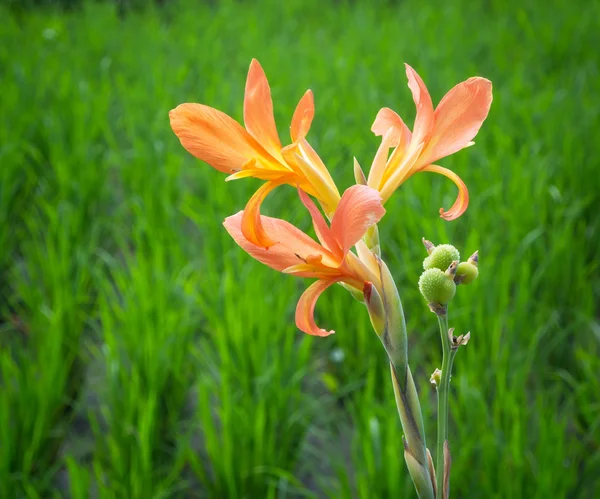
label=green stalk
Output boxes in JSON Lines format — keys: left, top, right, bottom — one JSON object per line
{"left": 365, "top": 258, "right": 435, "bottom": 498}
{"left": 436, "top": 311, "right": 456, "bottom": 497}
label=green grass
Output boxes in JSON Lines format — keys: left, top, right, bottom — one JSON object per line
{"left": 1, "top": 0, "right": 599, "bottom": 497}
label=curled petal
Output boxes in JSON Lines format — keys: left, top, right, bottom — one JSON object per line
{"left": 330, "top": 185, "right": 386, "bottom": 256}
{"left": 422, "top": 164, "right": 469, "bottom": 220}
{"left": 420, "top": 77, "right": 493, "bottom": 165}
{"left": 241, "top": 181, "right": 280, "bottom": 248}
{"left": 291, "top": 90, "right": 314, "bottom": 143}
{"left": 170, "top": 103, "right": 268, "bottom": 173}
{"left": 371, "top": 107, "right": 411, "bottom": 147}
{"left": 295, "top": 279, "right": 342, "bottom": 336}
{"left": 224, "top": 211, "right": 330, "bottom": 273}
{"left": 244, "top": 59, "right": 283, "bottom": 158}
{"left": 405, "top": 64, "right": 434, "bottom": 148}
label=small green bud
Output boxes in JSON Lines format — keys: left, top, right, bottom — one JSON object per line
{"left": 456, "top": 261, "right": 479, "bottom": 284}
{"left": 430, "top": 368, "right": 442, "bottom": 387}
{"left": 423, "top": 244, "right": 460, "bottom": 271}
{"left": 353, "top": 157, "right": 367, "bottom": 185}
{"left": 418, "top": 268, "right": 456, "bottom": 305}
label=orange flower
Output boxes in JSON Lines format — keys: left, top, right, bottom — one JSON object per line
{"left": 223, "top": 185, "right": 385, "bottom": 336}
{"left": 366, "top": 64, "right": 493, "bottom": 220}
{"left": 169, "top": 59, "right": 340, "bottom": 249}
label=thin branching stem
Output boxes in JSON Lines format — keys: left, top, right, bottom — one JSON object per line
{"left": 436, "top": 311, "right": 456, "bottom": 497}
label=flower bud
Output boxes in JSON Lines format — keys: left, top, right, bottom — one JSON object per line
{"left": 418, "top": 268, "right": 456, "bottom": 305}
{"left": 423, "top": 244, "right": 460, "bottom": 271}
{"left": 353, "top": 157, "right": 367, "bottom": 185}
{"left": 456, "top": 261, "right": 478, "bottom": 285}
{"left": 430, "top": 368, "right": 442, "bottom": 387}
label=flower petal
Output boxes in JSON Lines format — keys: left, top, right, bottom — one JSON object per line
{"left": 244, "top": 59, "right": 283, "bottom": 158}
{"left": 224, "top": 211, "right": 331, "bottom": 273}
{"left": 422, "top": 164, "right": 469, "bottom": 220}
{"left": 405, "top": 64, "right": 434, "bottom": 149}
{"left": 282, "top": 263, "right": 341, "bottom": 278}
{"left": 355, "top": 240, "right": 380, "bottom": 278}
{"left": 298, "top": 140, "right": 341, "bottom": 210}
{"left": 282, "top": 141, "right": 341, "bottom": 212}
{"left": 371, "top": 107, "right": 411, "bottom": 148}
{"left": 367, "top": 127, "right": 397, "bottom": 191}
{"left": 295, "top": 279, "right": 342, "bottom": 336}
{"left": 241, "top": 181, "right": 280, "bottom": 248}
{"left": 378, "top": 141, "right": 424, "bottom": 203}
{"left": 170, "top": 103, "right": 269, "bottom": 173}
{"left": 346, "top": 246, "right": 381, "bottom": 291}
{"left": 329, "top": 185, "right": 386, "bottom": 256}
{"left": 290, "top": 90, "right": 314, "bottom": 142}
{"left": 420, "top": 77, "right": 492, "bottom": 165}
{"left": 225, "top": 168, "right": 286, "bottom": 182}
{"left": 297, "top": 188, "right": 342, "bottom": 261}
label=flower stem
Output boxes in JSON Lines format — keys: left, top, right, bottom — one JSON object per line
{"left": 436, "top": 311, "right": 456, "bottom": 497}
{"left": 366, "top": 258, "right": 435, "bottom": 498}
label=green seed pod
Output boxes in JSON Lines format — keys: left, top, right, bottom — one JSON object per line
{"left": 423, "top": 244, "right": 460, "bottom": 271}
{"left": 456, "top": 261, "right": 479, "bottom": 285}
{"left": 418, "top": 268, "right": 456, "bottom": 304}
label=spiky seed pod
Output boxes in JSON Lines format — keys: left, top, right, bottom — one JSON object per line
{"left": 423, "top": 244, "right": 460, "bottom": 271}
{"left": 418, "top": 268, "right": 456, "bottom": 304}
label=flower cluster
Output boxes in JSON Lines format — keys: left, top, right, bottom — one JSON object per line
{"left": 169, "top": 59, "right": 492, "bottom": 337}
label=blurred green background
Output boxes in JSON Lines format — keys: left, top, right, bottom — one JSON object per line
{"left": 1, "top": 0, "right": 599, "bottom": 497}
